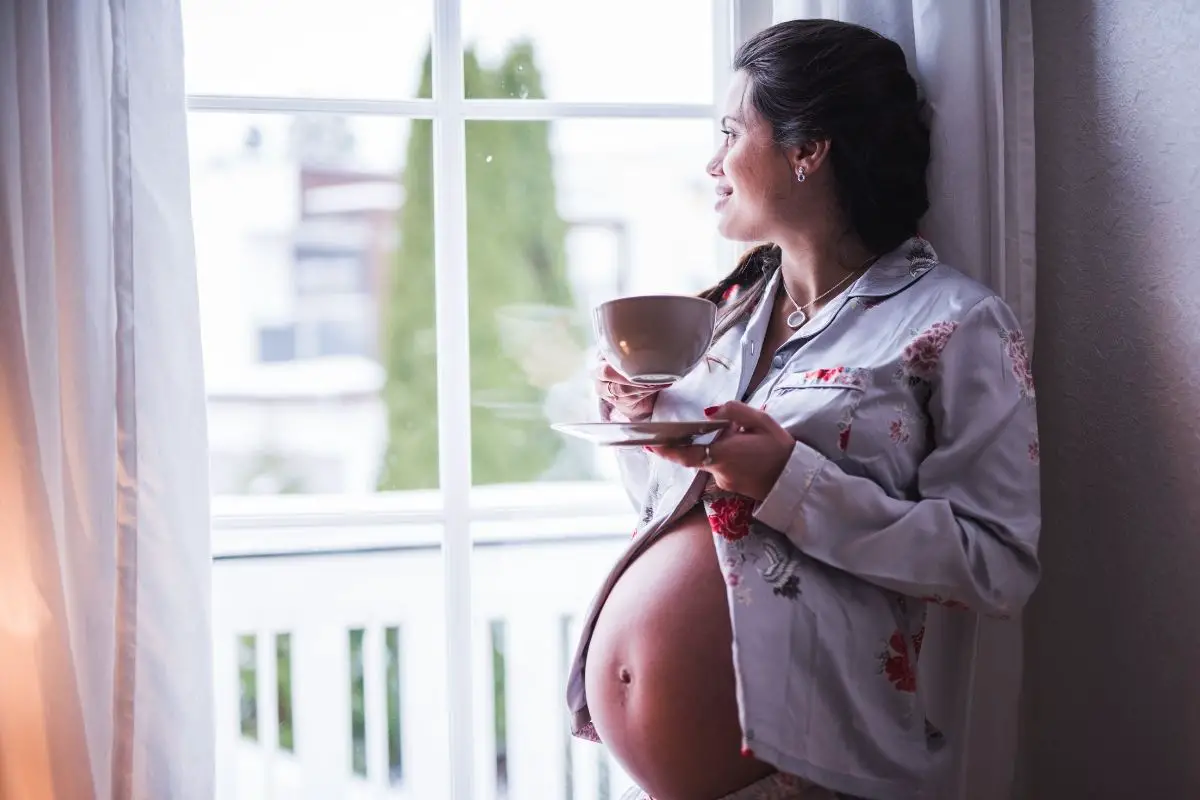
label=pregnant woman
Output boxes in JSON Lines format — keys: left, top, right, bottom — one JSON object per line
{"left": 566, "top": 19, "right": 1041, "bottom": 800}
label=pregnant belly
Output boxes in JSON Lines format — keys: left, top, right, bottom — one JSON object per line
{"left": 585, "top": 505, "right": 774, "bottom": 800}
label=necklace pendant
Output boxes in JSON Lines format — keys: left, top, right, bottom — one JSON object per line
{"left": 786, "top": 309, "right": 807, "bottom": 329}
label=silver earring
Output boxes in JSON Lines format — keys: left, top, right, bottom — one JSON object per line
{"left": 795, "top": 165, "right": 807, "bottom": 183}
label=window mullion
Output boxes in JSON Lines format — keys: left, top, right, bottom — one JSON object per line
{"left": 185, "top": 95, "right": 435, "bottom": 117}
{"left": 431, "top": 0, "right": 475, "bottom": 799}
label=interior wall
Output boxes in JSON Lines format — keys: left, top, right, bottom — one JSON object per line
{"left": 1020, "top": 1, "right": 1200, "bottom": 797}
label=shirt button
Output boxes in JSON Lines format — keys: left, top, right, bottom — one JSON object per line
{"left": 771, "top": 354, "right": 785, "bottom": 369}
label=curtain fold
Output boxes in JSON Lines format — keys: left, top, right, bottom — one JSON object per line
{"left": 0, "top": 1, "right": 212, "bottom": 798}
{"left": 768, "top": 3, "right": 1036, "bottom": 800}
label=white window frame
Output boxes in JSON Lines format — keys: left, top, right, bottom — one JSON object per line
{"left": 190, "top": 2, "right": 771, "bottom": 797}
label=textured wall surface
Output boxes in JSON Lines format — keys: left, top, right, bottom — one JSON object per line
{"left": 1020, "top": 1, "right": 1200, "bottom": 796}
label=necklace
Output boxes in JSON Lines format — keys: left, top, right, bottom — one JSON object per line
{"left": 780, "top": 255, "right": 877, "bottom": 329}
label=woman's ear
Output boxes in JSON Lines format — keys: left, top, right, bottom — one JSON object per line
{"left": 789, "top": 139, "right": 833, "bottom": 179}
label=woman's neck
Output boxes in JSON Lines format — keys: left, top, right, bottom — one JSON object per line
{"left": 774, "top": 231, "right": 875, "bottom": 308}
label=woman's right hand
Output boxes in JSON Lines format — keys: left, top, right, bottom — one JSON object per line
{"left": 595, "top": 359, "right": 665, "bottom": 422}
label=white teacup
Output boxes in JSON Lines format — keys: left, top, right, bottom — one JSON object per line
{"left": 593, "top": 294, "right": 717, "bottom": 385}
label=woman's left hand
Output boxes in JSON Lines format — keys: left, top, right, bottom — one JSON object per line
{"left": 647, "top": 401, "right": 796, "bottom": 502}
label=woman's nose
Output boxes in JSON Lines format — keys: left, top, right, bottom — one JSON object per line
{"left": 707, "top": 154, "right": 723, "bottom": 177}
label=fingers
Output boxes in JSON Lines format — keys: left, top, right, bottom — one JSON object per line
{"left": 705, "top": 400, "right": 780, "bottom": 433}
{"left": 646, "top": 441, "right": 715, "bottom": 470}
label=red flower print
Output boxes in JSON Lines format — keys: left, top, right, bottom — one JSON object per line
{"left": 889, "top": 418, "right": 910, "bottom": 444}
{"left": 803, "top": 367, "right": 845, "bottom": 383}
{"left": 1000, "top": 329, "right": 1035, "bottom": 399}
{"left": 706, "top": 495, "right": 753, "bottom": 541}
{"left": 878, "top": 626, "right": 925, "bottom": 693}
{"left": 838, "top": 424, "right": 852, "bottom": 452}
{"left": 921, "top": 594, "right": 971, "bottom": 612}
{"left": 899, "top": 322, "right": 959, "bottom": 383}
{"left": 1028, "top": 438, "right": 1040, "bottom": 465}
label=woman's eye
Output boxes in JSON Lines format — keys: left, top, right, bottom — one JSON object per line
{"left": 721, "top": 128, "right": 736, "bottom": 141}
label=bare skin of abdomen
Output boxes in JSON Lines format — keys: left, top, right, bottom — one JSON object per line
{"left": 585, "top": 505, "right": 776, "bottom": 800}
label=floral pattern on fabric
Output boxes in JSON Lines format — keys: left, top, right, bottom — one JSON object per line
{"left": 889, "top": 404, "right": 916, "bottom": 444}
{"left": 1028, "top": 438, "right": 1040, "bottom": 465}
{"left": 707, "top": 495, "right": 754, "bottom": 541}
{"left": 905, "top": 238, "right": 938, "bottom": 273}
{"left": 759, "top": 529, "right": 803, "bottom": 599}
{"left": 778, "top": 367, "right": 869, "bottom": 452}
{"left": 1000, "top": 328, "right": 1036, "bottom": 399}
{"left": 704, "top": 492, "right": 805, "bottom": 603}
{"left": 577, "top": 720, "right": 601, "bottom": 743}
{"left": 878, "top": 625, "right": 925, "bottom": 693}
{"left": 788, "top": 366, "right": 869, "bottom": 390}
{"left": 896, "top": 321, "right": 959, "bottom": 385}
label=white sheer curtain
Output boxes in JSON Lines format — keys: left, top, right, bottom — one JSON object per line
{"left": 769, "top": 2, "right": 1036, "bottom": 799}
{"left": 0, "top": 2, "right": 212, "bottom": 799}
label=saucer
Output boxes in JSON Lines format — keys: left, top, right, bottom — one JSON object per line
{"left": 552, "top": 420, "right": 725, "bottom": 447}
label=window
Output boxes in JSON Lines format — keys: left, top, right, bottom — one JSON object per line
{"left": 190, "top": 1, "right": 762, "bottom": 798}
{"left": 348, "top": 628, "right": 368, "bottom": 777}
{"left": 384, "top": 625, "right": 405, "bottom": 785}
{"left": 276, "top": 633, "right": 295, "bottom": 753}
{"left": 237, "top": 634, "right": 259, "bottom": 741}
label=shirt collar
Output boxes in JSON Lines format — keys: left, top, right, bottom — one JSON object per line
{"left": 849, "top": 236, "right": 939, "bottom": 299}
{"left": 739, "top": 236, "right": 938, "bottom": 345}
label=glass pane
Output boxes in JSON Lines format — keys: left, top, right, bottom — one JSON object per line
{"left": 238, "top": 634, "right": 259, "bottom": 740}
{"left": 276, "top": 633, "right": 295, "bottom": 752}
{"left": 472, "top": 529, "right": 635, "bottom": 800}
{"left": 188, "top": 112, "right": 437, "bottom": 495}
{"left": 385, "top": 626, "right": 405, "bottom": 785}
{"left": 462, "top": 0, "right": 713, "bottom": 103}
{"left": 464, "top": 119, "right": 719, "bottom": 486}
{"left": 490, "top": 620, "right": 510, "bottom": 798}
{"left": 348, "top": 629, "right": 367, "bottom": 777}
{"left": 213, "top": 540, "right": 449, "bottom": 796}
{"left": 182, "top": 0, "right": 432, "bottom": 100}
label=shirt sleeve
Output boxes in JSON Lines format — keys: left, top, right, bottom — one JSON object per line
{"left": 752, "top": 295, "right": 1041, "bottom": 617}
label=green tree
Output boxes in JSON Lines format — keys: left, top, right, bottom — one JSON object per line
{"left": 379, "top": 43, "right": 579, "bottom": 490}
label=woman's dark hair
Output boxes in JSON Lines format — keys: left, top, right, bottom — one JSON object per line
{"left": 701, "top": 19, "right": 930, "bottom": 337}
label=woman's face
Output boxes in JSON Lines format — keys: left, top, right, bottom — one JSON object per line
{"left": 708, "top": 71, "right": 800, "bottom": 243}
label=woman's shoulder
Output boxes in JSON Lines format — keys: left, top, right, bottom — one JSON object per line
{"left": 904, "top": 259, "right": 1017, "bottom": 326}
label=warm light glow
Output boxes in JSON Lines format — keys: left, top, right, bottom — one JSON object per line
{"left": 0, "top": 575, "right": 51, "bottom": 638}
{"left": 0, "top": 371, "right": 59, "bottom": 798}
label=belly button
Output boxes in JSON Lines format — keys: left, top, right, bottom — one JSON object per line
{"left": 618, "top": 666, "right": 632, "bottom": 684}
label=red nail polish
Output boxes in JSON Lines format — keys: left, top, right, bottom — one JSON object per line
{"left": 740, "top": 745, "right": 755, "bottom": 758}
{"left": 704, "top": 406, "right": 719, "bottom": 416}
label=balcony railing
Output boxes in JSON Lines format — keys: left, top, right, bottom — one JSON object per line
{"left": 212, "top": 483, "right": 639, "bottom": 800}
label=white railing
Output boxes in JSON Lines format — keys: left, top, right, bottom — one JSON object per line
{"left": 211, "top": 484, "right": 640, "bottom": 800}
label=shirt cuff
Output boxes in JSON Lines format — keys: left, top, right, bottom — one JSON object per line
{"left": 753, "top": 441, "right": 827, "bottom": 535}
